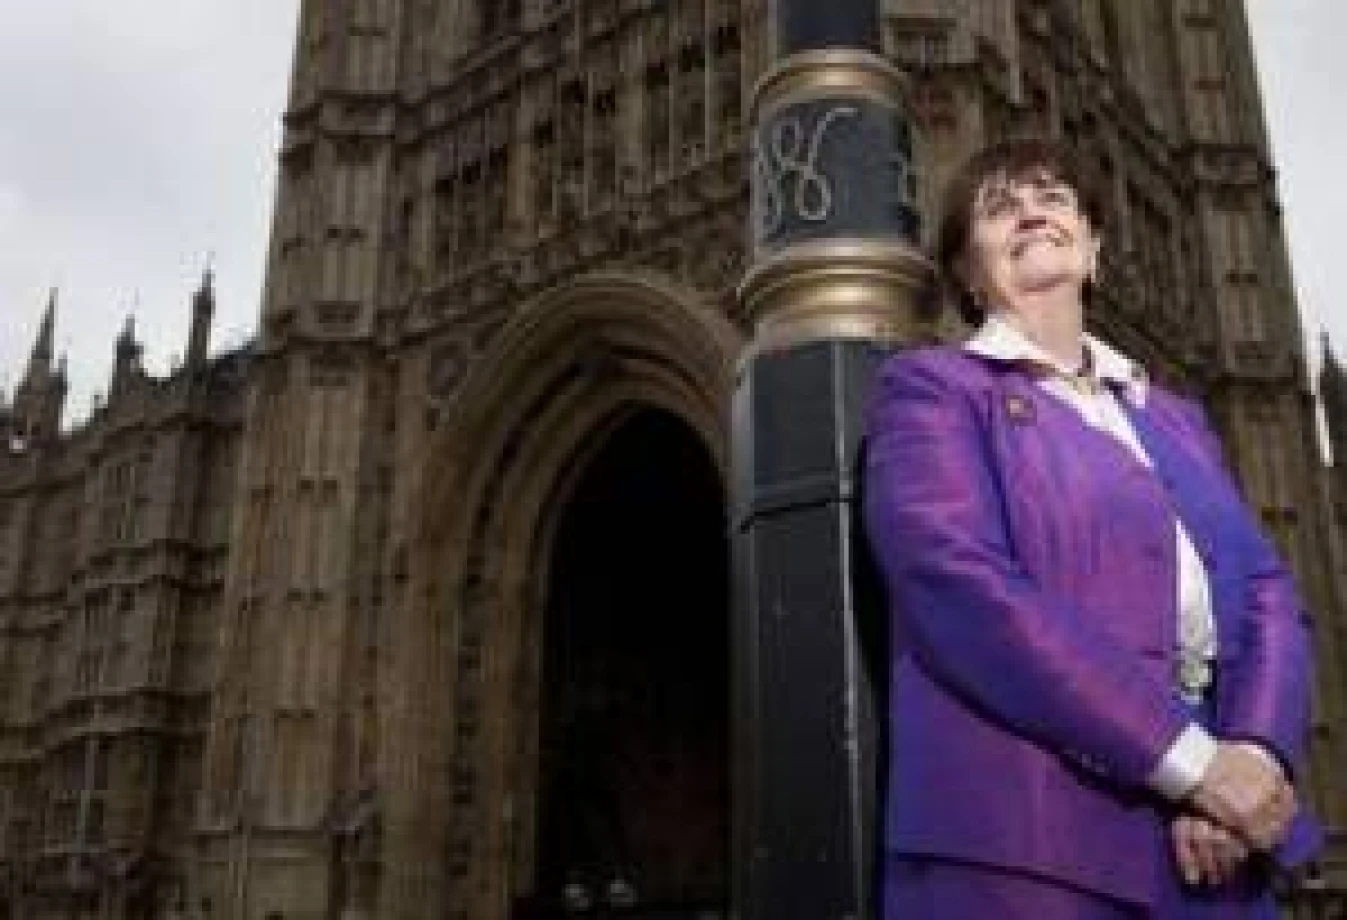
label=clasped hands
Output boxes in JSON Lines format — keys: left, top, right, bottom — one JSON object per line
{"left": 1172, "top": 741, "right": 1296, "bottom": 887}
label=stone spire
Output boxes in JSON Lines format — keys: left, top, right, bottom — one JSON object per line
{"left": 111, "top": 313, "right": 144, "bottom": 395}
{"left": 187, "top": 264, "right": 215, "bottom": 368}
{"left": 11, "top": 290, "right": 66, "bottom": 443}
{"left": 0, "top": 383, "right": 10, "bottom": 443}
{"left": 1320, "top": 334, "right": 1347, "bottom": 465}
{"left": 23, "top": 288, "right": 56, "bottom": 382}
{"left": 116, "top": 313, "right": 140, "bottom": 358}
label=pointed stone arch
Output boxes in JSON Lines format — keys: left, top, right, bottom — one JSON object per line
{"left": 381, "top": 270, "right": 743, "bottom": 920}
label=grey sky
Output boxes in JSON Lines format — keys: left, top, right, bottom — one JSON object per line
{"left": 0, "top": 0, "right": 299, "bottom": 418}
{"left": 1244, "top": 1, "right": 1345, "bottom": 378}
{"left": 2, "top": 2, "right": 1343, "bottom": 424}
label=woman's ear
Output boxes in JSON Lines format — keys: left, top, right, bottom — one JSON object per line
{"left": 1086, "top": 232, "right": 1102, "bottom": 283}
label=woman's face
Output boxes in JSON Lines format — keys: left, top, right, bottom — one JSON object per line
{"left": 962, "top": 170, "right": 1099, "bottom": 313}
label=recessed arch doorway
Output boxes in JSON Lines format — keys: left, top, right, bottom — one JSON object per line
{"left": 527, "top": 406, "right": 730, "bottom": 919}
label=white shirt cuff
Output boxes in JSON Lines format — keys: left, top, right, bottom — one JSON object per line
{"left": 1148, "top": 723, "right": 1218, "bottom": 800}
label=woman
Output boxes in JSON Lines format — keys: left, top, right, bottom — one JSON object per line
{"left": 861, "top": 137, "right": 1320, "bottom": 918}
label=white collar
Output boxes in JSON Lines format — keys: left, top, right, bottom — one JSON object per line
{"left": 964, "top": 312, "right": 1149, "bottom": 403}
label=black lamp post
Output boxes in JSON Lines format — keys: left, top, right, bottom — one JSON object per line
{"left": 731, "top": 1, "right": 929, "bottom": 918}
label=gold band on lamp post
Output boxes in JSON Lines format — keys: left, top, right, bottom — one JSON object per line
{"left": 738, "top": 238, "right": 930, "bottom": 357}
{"left": 752, "top": 49, "right": 912, "bottom": 120}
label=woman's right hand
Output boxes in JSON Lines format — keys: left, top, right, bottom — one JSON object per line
{"left": 1190, "top": 741, "right": 1295, "bottom": 850}
{"left": 1171, "top": 813, "right": 1249, "bottom": 886}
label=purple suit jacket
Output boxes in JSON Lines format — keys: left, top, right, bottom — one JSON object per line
{"left": 861, "top": 346, "right": 1318, "bottom": 907}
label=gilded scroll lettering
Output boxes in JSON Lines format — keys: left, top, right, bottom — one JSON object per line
{"left": 753, "top": 104, "right": 861, "bottom": 238}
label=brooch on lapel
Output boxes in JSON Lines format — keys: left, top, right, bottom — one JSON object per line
{"left": 1004, "top": 393, "right": 1036, "bottom": 424}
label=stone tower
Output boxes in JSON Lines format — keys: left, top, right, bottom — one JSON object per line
{"left": 194, "top": 1, "right": 751, "bottom": 917}
{"left": 194, "top": 0, "right": 405, "bottom": 915}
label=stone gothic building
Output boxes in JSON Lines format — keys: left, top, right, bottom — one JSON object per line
{"left": 1, "top": 0, "right": 1345, "bottom": 917}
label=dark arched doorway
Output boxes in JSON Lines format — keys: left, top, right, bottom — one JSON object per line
{"left": 528, "top": 407, "right": 729, "bottom": 919}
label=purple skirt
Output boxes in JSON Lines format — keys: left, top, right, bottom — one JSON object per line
{"left": 883, "top": 854, "right": 1278, "bottom": 919}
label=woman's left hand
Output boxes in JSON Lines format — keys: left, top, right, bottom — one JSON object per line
{"left": 1172, "top": 813, "right": 1250, "bottom": 886}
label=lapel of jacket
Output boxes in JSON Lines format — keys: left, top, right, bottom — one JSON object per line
{"left": 1115, "top": 397, "right": 1205, "bottom": 548}
{"left": 1116, "top": 394, "right": 1246, "bottom": 648}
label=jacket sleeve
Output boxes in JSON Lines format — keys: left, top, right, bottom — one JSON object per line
{"left": 1176, "top": 398, "right": 1314, "bottom": 775}
{"left": 861, "top": 352, "right": 1194, "bottom": 788}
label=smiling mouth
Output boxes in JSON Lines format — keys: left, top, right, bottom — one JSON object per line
{"left": 1010, "top": 234, "right": 1065, "bottom": 257}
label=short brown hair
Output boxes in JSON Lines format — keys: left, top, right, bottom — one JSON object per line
{"left": 934, "top": 136, "right": 1106, "bottom": 326}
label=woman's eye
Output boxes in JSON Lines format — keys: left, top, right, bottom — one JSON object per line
{"left": 981, "top": 197, "right": 1013, "bottom": 217}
